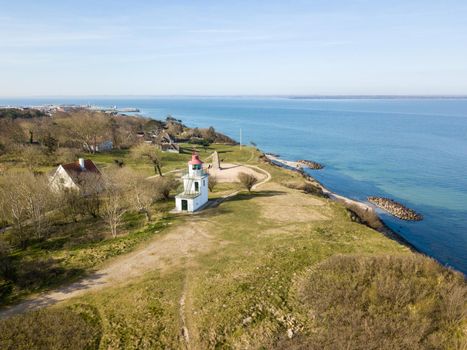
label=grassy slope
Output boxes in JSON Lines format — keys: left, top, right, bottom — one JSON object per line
{"left": 0, "top": 144, "right": 252, "bottom": 307}
{"left": 3, "top": 145, "right": 464, "bottom": 349}
{"left": 55, "top": 148, "right": 414, "bottom": 349}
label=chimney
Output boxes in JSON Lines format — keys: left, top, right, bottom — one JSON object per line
{"left": 79, "top": 158, "right": 85, "bottom": 170}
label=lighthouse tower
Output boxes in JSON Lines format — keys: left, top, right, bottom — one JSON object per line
{"left": 175, "top": 153, "right": 209, "bottom": 212}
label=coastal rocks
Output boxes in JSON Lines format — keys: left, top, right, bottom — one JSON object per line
{"left": 368, "top": 197, "right": 423, "bottom": 221}
{"left": 297, "top": 160, "right": 324, "bottom": 170}
{"left": 265, "top": 152, "right": 280, "bottom": 157}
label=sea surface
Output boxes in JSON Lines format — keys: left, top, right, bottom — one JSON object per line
{"left": 2, "top": 97, "right": 467, "bottom": 274}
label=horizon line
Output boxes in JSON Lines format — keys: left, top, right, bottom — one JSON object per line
{"left": 1, "top": 94, "right": 467, "bottom": 100}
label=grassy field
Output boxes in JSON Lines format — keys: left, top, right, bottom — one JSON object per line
{"left": 0, "top": 144, "right": 251, "bottom": 307}
{"left": 86, "top": 143, "right": 254, "bottom": 176}
{"left": 1, "top": 144, "right": 466, "bottom": 349}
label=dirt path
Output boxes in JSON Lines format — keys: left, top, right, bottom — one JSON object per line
{"left": 0, "top": 164, "right": 272, "bottom": 323}
{"left": 0, "top": 221, "right": 215, "bottom": 320}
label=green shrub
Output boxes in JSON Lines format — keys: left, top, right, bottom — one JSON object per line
{"left": 0, "top": 304, "right": 101, "bottom": 350}
{"left": 279, "top": 254, "right": 467, "bottom": 350}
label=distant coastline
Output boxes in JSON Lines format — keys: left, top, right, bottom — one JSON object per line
{"left": 1, "top": 95, "right": 467, "bottom": 100}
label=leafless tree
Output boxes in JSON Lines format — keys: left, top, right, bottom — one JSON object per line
{"left": 21, "top": 145, "right": 48, "bottom": 172}
{"left": 118, "top": 168, "right": 159, "bottom": 222}
{"left": 0, "top": 174, "right": 29, "bottom": 246}
{"left": 58, "top": 111, "right": 110, "bottom": 153}
{"left": 130, "top": 143, "right": 163, "bottom": 176}
{"left": 0, "top": 172, "right": 53, "bottom": 246}
{"left": 153, "top": 176, "right": 179, "bottom": 200}
{"left": 100, "top": 171, "right": 129, "bottom": 238}
{"left": 208, "top": 175, "right": 218, "bottom": 192}
{"left": 238, "top": 172, "right": 258, "bottom": 192}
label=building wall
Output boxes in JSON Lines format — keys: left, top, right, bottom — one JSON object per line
{"left": 50, "top": 166, "right": 79, "bottom": 191}
{"left": 176, "top": 173, "right": 209, "bottom": 212}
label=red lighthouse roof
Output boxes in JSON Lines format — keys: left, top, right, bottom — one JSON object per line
{"left": 189, "top": 153, "right": 203, "bottom": 165}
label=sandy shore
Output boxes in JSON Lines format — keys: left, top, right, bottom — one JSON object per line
{"left": 264, "top": 154, "right": 418, "bottom": 250}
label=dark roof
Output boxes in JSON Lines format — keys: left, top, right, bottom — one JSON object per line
{"left": 61, "top": 159, "right": 101, "bottom": 185}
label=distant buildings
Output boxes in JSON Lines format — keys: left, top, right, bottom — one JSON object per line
{"left": 136, "top": 129, "right": 180, "bottom": 153}
{"left": 85, "top": 140, "right": 113, "bottom": 153}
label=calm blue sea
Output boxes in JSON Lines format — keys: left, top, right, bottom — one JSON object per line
{"left": 2, "top": 97, "right": 467, "bottom": 274}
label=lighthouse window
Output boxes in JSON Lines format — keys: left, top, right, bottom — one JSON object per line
{"left": 203, "top": 180, "right": 205, "bottom": 186}
{"left": 195, "top": 182, "right": 199, "bottom": 192}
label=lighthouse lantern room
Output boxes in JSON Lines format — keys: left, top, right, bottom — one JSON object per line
{"left": 175, "top": 153, "right": 209, "bottom": 212}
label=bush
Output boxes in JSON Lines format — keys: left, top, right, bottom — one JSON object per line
{"left": 238, "top": 172, "right": 258, "bottom": 192}
{"left": 282, "top": 181, "right": 325, "bottom": 197}
{"left": 208, "top": 175, "right": 218, "bottom": 192}
{"left": 154, "top": 176, "right": 179, "bottom": 200}
{"left": 279, "top": 254, "right": 467, "bottom": 350}
{"left": 0, "top": 304, "right": 102, "bottom": 350}
{"left": 302, "top": 183, "right": 325, "bottom": 197}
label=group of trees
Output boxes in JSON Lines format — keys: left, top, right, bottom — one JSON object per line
{"left": 0, "top": 109, "right": 153, "bottom": 167}
{"left": 0, "top": 167, "right": 179, "bottom": 247}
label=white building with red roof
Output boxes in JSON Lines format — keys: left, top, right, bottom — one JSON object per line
{"left": 50, "top": 158, "right": 102, "bottom": 192}
{"left": 175, "top": 153, "right": 209, "bottom": 212}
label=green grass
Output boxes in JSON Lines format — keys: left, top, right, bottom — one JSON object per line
{"left": 3, "top": 144, "right": 465, "bottom": 349}
{"left": 86, "top": 143, "right": 256, "bottom": 176}
{"left": 0, "top": 208, "right": 175, "bottom": 307}
{"left": 52, "top": 181, "right": 416, "bottom": 349}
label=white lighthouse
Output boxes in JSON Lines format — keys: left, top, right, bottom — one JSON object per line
{"left": 175, "top": 153, "right": 209, "bottom": 212}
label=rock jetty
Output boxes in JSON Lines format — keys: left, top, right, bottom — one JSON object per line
{"left": 297, "top": 159, "right": 324, "bottom": 170}
{"left": 368, "top": 197, "right": 423, "bottom": 221}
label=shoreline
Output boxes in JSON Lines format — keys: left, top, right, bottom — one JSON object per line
{"left": 264, "top": 154, "right": 420, "bottom": 252}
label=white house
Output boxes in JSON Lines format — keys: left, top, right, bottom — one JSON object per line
{"left": 50, "top": 158, "right": 102, "bottom": 192}
{"left": 86, "top": 140, "right": 113, "bottom": 153}
{"left": 175, "top": 153, "right": 209, "bottom": 212}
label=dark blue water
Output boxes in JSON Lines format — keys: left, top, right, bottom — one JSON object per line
{"left": 2, "top": 97, "right": 467, "bottom": 274}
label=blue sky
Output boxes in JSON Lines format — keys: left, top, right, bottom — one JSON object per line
{"left": 1, "top": 0, "right": 466, "bottom": 96}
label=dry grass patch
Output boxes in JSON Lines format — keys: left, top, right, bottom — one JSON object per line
{"left": 255, "top": 183, "right": 330, "bottom": 223}
{"left": 279, "top": 254, "right": 467, "bottom": 350}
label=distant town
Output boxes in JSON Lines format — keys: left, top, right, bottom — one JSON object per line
{"left": 0, "top": 104, "right": 140, "bottom": 116}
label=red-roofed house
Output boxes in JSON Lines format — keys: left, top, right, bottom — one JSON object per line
{"left": 50, "top": 158, "right": 102, "bottom": 192}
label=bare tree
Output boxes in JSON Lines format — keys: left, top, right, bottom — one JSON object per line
{"left": 100, "top": 172, "right": 129, "bottom": 238}
{"left": 153, "top": 176, "right": 179, "bottom": 200}
{"left": 21, "top": 145, "right": 48, "bottom": 172}
{"left": 0, "top": 172, "right": 53, "bottom": 246}
{"left": 208, "top": 175, "right": 218, "bottom": 192}
{"left": 23, "top": 174, "right": 53, "bottom": 239}
{"left": 238, "top": 172, "right": 258, "bottom": 192}
{"left": 130, "top": 143, "right": 163, "bottom": 176}
{"left": 115, "top": 168, "right": 159, "bottom": 222}
{"left": 59, "top": 188, "right": 83, "bottom": 222}
{"left": 0, "top": 174, "right": 29, "bottom": 246}
{"left": 58, "top": 111, "right": 110, "bottom": 153}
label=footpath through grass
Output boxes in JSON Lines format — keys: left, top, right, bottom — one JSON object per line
{"left": 2, "top": 145, "right": 466, "bottom": 349}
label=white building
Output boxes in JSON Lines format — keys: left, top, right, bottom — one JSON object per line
{"left": 86, "top": 140, "right": 113, "bottom": 153}
{"left": 175, "top": 153, "right": 209, "bottom": 212}
{"left": 49, "top": 158, "right": 102, "bottom": 193}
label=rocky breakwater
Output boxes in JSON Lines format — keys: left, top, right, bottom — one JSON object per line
{"left": 368, "top": 197, "right": 423, "bottom": 221}
{"left": 297, "top": 160, "right": 324, "bottom": 170}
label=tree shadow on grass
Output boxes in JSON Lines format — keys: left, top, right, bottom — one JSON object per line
{"left": 228, "top": 190, "right": 286, "bottom": 202}
{"left": 206, "top": 190, "right": 286, "bottom": 212}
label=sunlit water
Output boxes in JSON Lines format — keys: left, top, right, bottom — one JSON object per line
{"left": 2, "top": 97, "right": 467, "bottom": 274}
